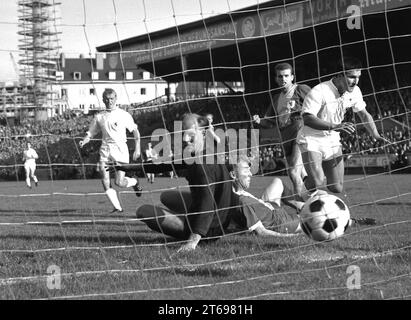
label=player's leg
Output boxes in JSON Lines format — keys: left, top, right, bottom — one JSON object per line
{"left": 261, "top": 177, "right": 284, "bottom": 207}
{"left": 114, "top": 169, "right": 139, "bottom": 188}
{"left": 286, "top": 142, "right": 306, "bottom": 200}
{"left": 301, "top": 150, "right": 325, "bottom": 192}
{"left": 98, "top": 160, "right": 123, "bottom": 212}
{"left": 24, "top": 164, "right": 31, "bottom": 188}
{"left": 110, "top": 143, "right": 142, "bottom": 197}
{"left": 136, "top": 204, "right": 189, "bottom": 239}
{"left": 322, "top": 148, "right": 344, "bottom": 194}
{"left": 262, "top": 178, "right": 305, "bottom": 212}
{"left": 272, "top": 207, "right": 303, "bottom": 234}
{"left": 160, "top": 190, "right": 192, "bottom": 213}
{"left": 31, "top": 164, "right": 39, "bottom": 186}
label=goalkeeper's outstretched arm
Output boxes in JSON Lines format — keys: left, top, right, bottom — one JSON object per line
{"left": 108, "top": 160, "right": 188, "bottom": 175}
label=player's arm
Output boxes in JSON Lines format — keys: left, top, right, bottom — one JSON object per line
{"left": 356, "top": 109, "right": 390, "bottom": 143}
{"left": 303, "top": 113, "right": 355, "bottom": 134}
{"left": 176, "top": 233, "right": 202, "bottom": 252}
{"left": 207, "top": 124, "right": 221, "bottom": 144}
{"left": 253, "top": 108, "right": 278, "bottom": 128}
{"left": 79, "top": 118, "right": 98, "bottom": 148}
{"left": 178, "top": 166, "right": 218, "bottom": 252}
{"left": 302, "top": 89, "right": 355, "bottom": 133}
{"left": 108, "top": 161, "right": 187, "bottom": 174}
{"left": 131, "top": 125, "right": 141, "bottom": 161}
{"left": 253, "top": 223, "right": 298, "bottom": 237}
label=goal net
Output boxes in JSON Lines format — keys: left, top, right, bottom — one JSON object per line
{"left": 0, "top": 0, "right": 410, "bottom": 300}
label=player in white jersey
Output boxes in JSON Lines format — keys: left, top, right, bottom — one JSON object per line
{"left": 144, "top": 142, "right": 157, "bottom": 183}
{"left": 253, "top": 63, "right": 310, "bottom": 201}
{"left": 299, "top": 57, "right": 390, "bottom": 194}
{"left": 79, "top": 88, "right": 142, "bottom": 213}
{"left": 23, "top": 142, "right": 39, "bottom": 188}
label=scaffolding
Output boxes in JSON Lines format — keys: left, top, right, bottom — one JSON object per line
{"left": 17, "top": 0, "right": 61, "bottom": 119}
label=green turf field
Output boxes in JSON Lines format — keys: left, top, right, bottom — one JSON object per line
{"left": 0, "top": 174, "right": 410, "bottom": 300}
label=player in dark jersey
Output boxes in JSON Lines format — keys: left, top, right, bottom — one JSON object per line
{"left": 253, "top": 63, "right": 310, "bottom": 201}
{"left": 228, "top": 156, "right": 304, "bottom": 236}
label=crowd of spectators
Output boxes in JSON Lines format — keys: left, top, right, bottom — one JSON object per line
{"left": 0, "top": 112, "right": 98, "bottom": 179}
{"left": 0, "top": 87, "right": 410, "bottom": 180}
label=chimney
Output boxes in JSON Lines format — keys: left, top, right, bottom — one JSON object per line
{"left": 96, "top": 53, "right": 104, "bottom": 70}
{"left": 60, "top": 53, "right": 65, "bottom": 68}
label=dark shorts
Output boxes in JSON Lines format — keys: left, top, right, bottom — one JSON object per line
{"left": 269, "top": 207, "right": 300, "bottom": 233}
{"left": 280, "top": 118, "right": 303, "bottom": 157}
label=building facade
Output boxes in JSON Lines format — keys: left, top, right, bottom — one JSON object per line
{"left": 53, "top": 53, "right": 174, "bottom": 115}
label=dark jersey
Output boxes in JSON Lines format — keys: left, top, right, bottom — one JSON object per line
{"left": 265, "top": 84, "right": 311, "bottom": 157}
{"left": 138, "top": 159, "right": 234, "bottom": 237}
{"left": 230, "top": 191, "right": 299, "bottom": 233}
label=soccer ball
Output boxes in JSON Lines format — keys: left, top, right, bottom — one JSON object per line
{"left": 300, "top": 192, "right": 351, "bottom": 242}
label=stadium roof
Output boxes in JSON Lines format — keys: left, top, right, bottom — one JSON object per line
{"left": 97, "top": 0, "right": 411, "bottom": 84}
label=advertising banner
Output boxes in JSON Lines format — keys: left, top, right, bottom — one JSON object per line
{"left": 345, "top": 154, "right": 397, "bottom": 167}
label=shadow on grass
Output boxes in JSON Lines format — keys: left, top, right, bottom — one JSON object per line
{"left": 0, "top": 232, "right": 171, "bottom": 245}
{"left": 172, "top": 265, "right": 233, "bottom": 277}
{"left": 0, "top": 209, "right": 79, "bottom": 214}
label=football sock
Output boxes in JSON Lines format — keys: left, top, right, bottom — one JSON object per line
{"left": 124, "top": 176, "right": 138, "bottom": 188}
{"left": 105, "top": 188, "right": 122, "bottom": 211}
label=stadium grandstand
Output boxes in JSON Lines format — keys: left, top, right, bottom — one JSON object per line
{"left": 1, "top": 0, "right": 410, "bottom": 181}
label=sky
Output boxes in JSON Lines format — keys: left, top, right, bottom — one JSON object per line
{"left": 0, "top": 0, "right": 266, "bottom": 82}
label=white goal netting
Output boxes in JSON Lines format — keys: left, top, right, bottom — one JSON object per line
{"left": 0, "top": 0, "right": 410, "bottom": 300}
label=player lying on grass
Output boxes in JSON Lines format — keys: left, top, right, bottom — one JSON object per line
{"left": 156, "top": 156, "right": 307, "bottom": 239}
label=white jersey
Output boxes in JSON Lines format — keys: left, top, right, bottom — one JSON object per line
{"left": 87, "top": 108, "right": 137, "bottom": 146}
{"left": 301, "top": 80, "right": 366, "bottom": 140}
{"left": 145, "top": 147, "right": 158, "bottom": 162}
{"left": 23, "top": 148, "right": 38, "bottom": 164}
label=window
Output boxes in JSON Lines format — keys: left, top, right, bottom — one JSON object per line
{"left": 89, "top": 88, "right": 95, "bottom": 95}
{"left": 56, "top": 71, "right": 64, "bottom": 80}
{"left": 91, "top": 72, "right": 99, "bottom": 80}
{"left": 109, "top": 72, "right": 116, "bottom": 80}
{"left": 142, "top": 72, "right": 150, "bottom": 80}
{"left": 126, "top": 72, "right": 133, "bottom": 80}
{"left": 140, "top": 88, "right": 146, "bottom": 95}
{"left": 73, "top": 72, "right": 81, "bottom": 80}
{"left": 61, "top": 88, "right": 67, "bottom": 97}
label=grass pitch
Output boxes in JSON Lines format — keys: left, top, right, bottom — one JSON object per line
{"left": 0, "top": 174, "right": 410, "bottom": 300}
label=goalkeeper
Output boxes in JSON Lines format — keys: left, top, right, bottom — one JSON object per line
{"left": 110, "top": 114, "right": 305, "bottom": 252}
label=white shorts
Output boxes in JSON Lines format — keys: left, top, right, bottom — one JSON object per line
{"left": 99, "top": 143, "right": 129, "bottom": 164}
{"left": 298, "top": 135, "right": 342, "bottom": 161}
{"left": 24, "top": 161, "right": 36, "bottom": 174}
